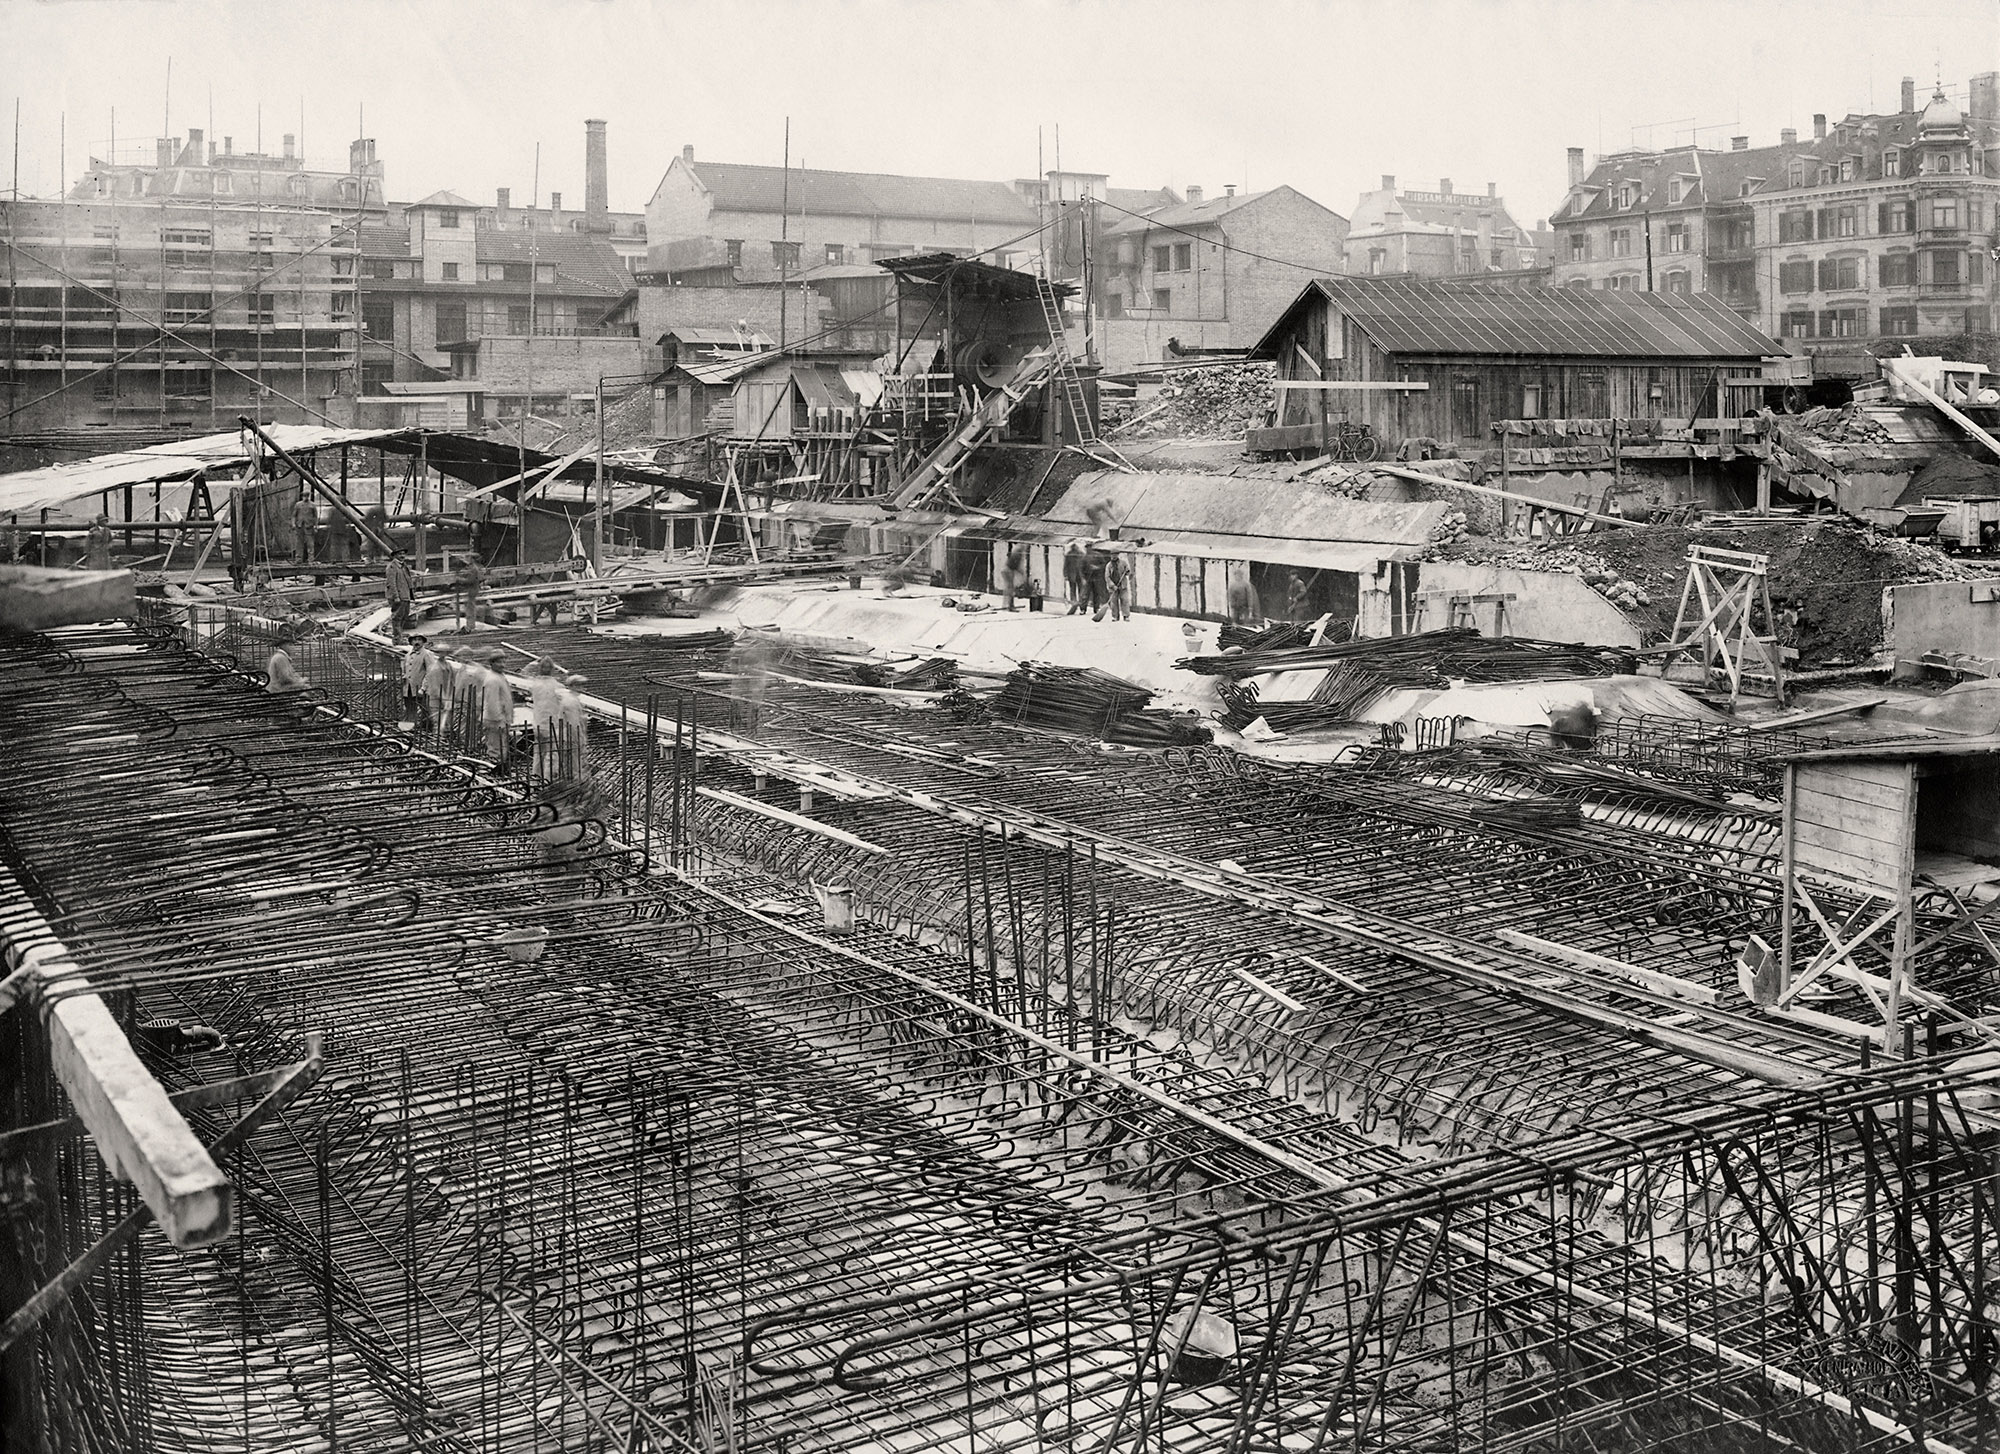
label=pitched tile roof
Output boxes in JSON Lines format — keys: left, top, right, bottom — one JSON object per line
{"left": 474, "top": 230, "right": 630, "bottom": 293}
{"left": 1250, "top": 277, "right": 1779, "bottom": 361}
{"left": 1103, "top": 187, "right": 1273, "bottom": 235}
{"left": 685, "top": 160, "right": 1039, "bottom": 227}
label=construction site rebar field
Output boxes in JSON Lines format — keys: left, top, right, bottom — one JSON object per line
{"left": 0, "top": 605, "right": 1994, "bottom": 1454}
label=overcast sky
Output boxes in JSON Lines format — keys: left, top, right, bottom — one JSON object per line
{"left": 3, "top": 0, "right": 1986, "bottom": 236}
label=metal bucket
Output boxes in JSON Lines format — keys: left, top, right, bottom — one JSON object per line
{"left": 812, "top": 882, "right": 855, "bottom": 934}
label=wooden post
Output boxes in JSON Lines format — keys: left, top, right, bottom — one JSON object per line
{"left": 1499, "top": 432, "right": 1510, "bottom": 535}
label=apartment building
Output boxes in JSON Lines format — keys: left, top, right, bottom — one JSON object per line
{"left": 1095, "top": 184, "right": 1349, "bottom": 372}
{"left": 1553, "top": 74, "right": 2000, "bottom": 347}
{"left": 1, "top": 192, "right": 356, "bottom": 433}
{"left": 1344, "top": 176, "right": 1550, "bottom": 278}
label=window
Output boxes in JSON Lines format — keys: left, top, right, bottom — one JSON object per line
{"left": 370, "top": 260, "right": 395, "bottom": 280}
{"left": 1369, "top": 247, "right": 1387, "bottom": 274}
{"left": 1934, "top": 251, "right": 1961, "bottom": 286}
{"left": 92, "top": 224, "right": 117, "bottom": 243}
{"left": 1884, "top": 150, "right": 1900, "bottom": 177}
{"left": 249, "top": 292, "right": 277, "bottom": 326}
{"left": 1818, "top": 166, "right": 1834, "bottom": 186}
{"left": 1151, "top": 288, "right": 1170, "bottom": 311}
{"left": 163, "top": 291, "right": 212, "bottom": 324}
{"left": 1971, "top": 201, "right": 1986, "bottom": 229}
{"left": 508, "top": 304, "right": 531, "bottom": 333}
{"left": 1971, "top": 251, "right": 1987, "bottom": 285}
{"left": 1787, "top": 163, "right": 1805, "bottom": 188}
{"left": 163, "top": 369, "right": 211, "bottom": 403}
{"left": 332, "top": 255, "right": 355, "bottom": 276}
{"left": 1173, "top": 242, "right": 1192, "bottom": 271}
{"left": 1152, "top": 245, "right": 1172, "bottom": 272}
{"left": 1779, "top": 260, "right": 1814, "bottom": 294}
{"left": 441, "top": 261, "right": 459, "bottom": 281}
{"left": 725, "top": 239, "right": 743, "bottom": 268}
{"left": 1779, "top": 211, "right": 1811, "bottom": 242}
{"left": 1881, "top": 201, "right": 1914, "bottom": 234}
{"left": 331, "top": 292, "right": 353, "bottom": 320}
{"left": 1818, "top": 307, "right": 1858, "bottom": 338}
{"left": 1664, "top": 223, "right": 1687, "bottom": 253}
{"left": 437, "top": 209, "right": 460, "bottom": 229}
{"left": 1835, "top": 208, "right": 1857, "bottom": 238}
{"left": 434, "top": 300, "right": 466, "bottom": 344}
{"left": 361, "top": 363, "right": 393, "bottom": 396}
{"left": 1781, "top": 310, "right": 1815, "bottom": 338}
{"left": 162, "top": 228, "right": 212, "bottom": 248}
{"left": 1881, "top": 305, "right": 1919, "bottom": 335}
{"left": 494, "top": 262, "right": 528, "bottom": 283}
{"left": 1840, "top": 159, "right": 1855, "bottom": 182}
{"left": 1451, "top": 379, "right": 1482, "bottom": 438}
{"left": 1932, "top": 198, "right": 1961, "bottom": 230}
{"left": 1521, "top": 383, "right": 1543, "bottom": 419}
{"left": 824, "top": 243, "right": 844, "bottom": 265}
{"left": 1568, "top": 233, "right": 1589, "bottom": 262}
{"left": 1668, "top": 178, "right": 1684, "bottom": 204}
{"left": 1662, "top": 270, "right": 1689, "bottom": 295}
{"left": 1610, "top": 229, "right": 1632, "bottom": 257}
{"left": 361, "top": 295, "right": 394, "bottom": 338}
{"left": 1968, "top": 307, "right": 1992, "bottom": 333}
{"left": 1881, "top": 252, "right": 1916, "bottom": 287}
{"left": 1609, "top": 274, "right": 1638, "bottom": 291}
{"left": 771, "top": 240, "right": 801, "bottom": 270}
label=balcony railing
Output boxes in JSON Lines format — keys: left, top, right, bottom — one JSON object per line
{"left": 1920, "top": 280, "right": 1971, "bottom": 296}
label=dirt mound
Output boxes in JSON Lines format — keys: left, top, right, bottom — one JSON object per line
{"left": 1438, "top": 520, "right": 1991, "bottom": 667}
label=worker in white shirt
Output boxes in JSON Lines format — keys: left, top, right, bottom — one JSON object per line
{"left": 401, "top": 635, "right": 435, "bottom": 729}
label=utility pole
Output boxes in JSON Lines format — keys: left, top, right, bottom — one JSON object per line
{"left": 593, "top": 372, "right": 605, "bottom": 572}
{"left": 778, "top": 117, "right": 790, "bottom": 350}
{"left": 520, "top": 142, "right": 539, "bottom": 569}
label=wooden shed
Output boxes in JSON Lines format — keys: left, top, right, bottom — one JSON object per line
{"left": 1244, "top": 277, "right": 1779, "bottom": 457}
{"left": 1768, "top": 736, "right": 2000, "bottom": 1050}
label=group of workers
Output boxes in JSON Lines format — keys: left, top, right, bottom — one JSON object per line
{"left": 396, "top": 635, "right": 590, "bottom": 776}
{"left": 1056, "top": 539, "right": 1134, "bottom": 622}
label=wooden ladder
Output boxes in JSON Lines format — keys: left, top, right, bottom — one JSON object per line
{"left": 1035, "top": 278, "right": 1098, "bottom": 446}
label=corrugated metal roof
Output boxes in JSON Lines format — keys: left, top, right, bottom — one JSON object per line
{"left": 1251, "top": 277, "right": 1778, "bottom": 361}
{"left": 687, "top": 160, "right": 1038, "bottom": 227}
{"left": 0, "top": 425, "right": 410, "bottom": 516}
{"left": 1040, "top": 470, "right": 1443, "bottom": 551}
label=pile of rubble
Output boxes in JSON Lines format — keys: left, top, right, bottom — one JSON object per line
{"left": 1785, "top": 404, "right": 1895, "bottom": 445}
{"left": 1116, "top": 363, "right": 1275, "bottom": 440}
{"left": 1420, "top": 538, "right": 1653, "bottom": 614}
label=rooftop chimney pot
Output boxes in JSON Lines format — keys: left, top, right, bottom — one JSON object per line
{"left": 1813, "top": 113, "right": 1827, "bottom": 140}
{"left": 1902, "top": 76, "right": 1917, "bottom": 112}
{"left": 550, "top": 191, "right": 562, "bottom": 212}
{"left": 682, "top": 144, "right": 694, "bottom": 163}
{"left": 223, "top": 136, "right": 232, "bottom": 155}
{"left": 1566, "top": 147, "right": 1585, "bottom": 187}
{"left": 1381, "top": 173, "right": 1395, "bottom": 190}
{"left": 1487, "top": 181, "right": 1496, "bottom": 198}
{"left": 1440, "top": 177, "right": 1452, "bottom": 195}
{"left": 1731, "top": 135, "right": 1748, "bottom": 150}
{"left": 1224, "top": 183, "right": 1236, "bottom": 196}
{"left": 282, "top": 133, "right": 295, "bottom": 160}
{"left": 1186, "top": 184, "right": 1203, "bottom": 203}
{"left": 156, "top": 137, "right": 174, "bottom": 168}
{"left": 1780, "top": 127, "right": 1796, "bottom": 146}
{"left": 497, "top": 187, "right": 511, "bottom": 211}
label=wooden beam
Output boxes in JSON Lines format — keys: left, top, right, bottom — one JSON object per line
{"left": 1497, "top": 928, "right": 1720, "bottom": 1006}
{"left": 1271, "top": 380, "right": 1430, "bottom": 391}
{"left": 1372, "top": 464, "right": 1641, "bottom": 528}
{"left": 0, "top": 879, "right": 232, "bottom": 1249}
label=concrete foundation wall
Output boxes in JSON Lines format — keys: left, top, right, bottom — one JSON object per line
{"left": 1887, "top": 578, "right": 2000, "bottom": 666}
{"left": 1412, "top": 562, "right": 1640, "bottom": 645}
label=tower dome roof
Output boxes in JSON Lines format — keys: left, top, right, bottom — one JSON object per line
{"left": 1919, "top": 88, "right": 1966, "bottom": 135}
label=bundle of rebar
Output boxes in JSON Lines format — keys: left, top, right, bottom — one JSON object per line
{"left": 1180, "top": 626, "right": 1634, "bottom": 683}
{"left": 992, "top": 662, "right": 1210, "bottom": 746}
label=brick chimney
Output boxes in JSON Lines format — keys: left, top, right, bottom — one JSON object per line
{"left": 223, "top": 136, "right": 232, "bottom": 155}
{"left": 682, "top": 144, "right": 694, "bottom": 164}
{"left": 1440, "top": 177, "right": 1453, "bottom": 195}
{"left": 1813, "top": 113, "right": 1827, "bottom": 140}
{"left": 1973, "top": 72, "right": 2000, "bottom": 120}
{"left": 182, "top": 127, "right": 203, "bottom": 166}
{"left": 1731, "top": 135, "right": 1748, "bottom": 150}
{"left": 1380, "top": 174, "right": 1395, "bottom": 191}
{"left": 1224, "top": 184, "right": 1236, "bottom": 197}
{"left": 1902, "top": 76, "right": 1917, "bottom": 112}
{"left": 497, "top": 186, "right": 510, "bottom": 212}
{"left": 1186, "top": 184, "right": 1203, "bottom": 203}
{"left": 282, "top": 133, "right": 295, "bottom": 160}
{"left": 1566, "top": 148, "right": 1585, "bottom": 187}
{"left": 549, "top": 192, "right": 562, "bottom": 220}
{"left": 585, "top": 119, "right": 610, "bottom": 234}
{"left": 156, "top": 137, "right": 175, "bottom": 168}
{"left": 1780, "top": 128, "right": 1796, "bottom": 146}
{"left": 1486, "top": 181, "right": 1496, "bottom": 198}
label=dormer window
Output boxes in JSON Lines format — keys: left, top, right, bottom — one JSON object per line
{"left": 1667, "top": 178, "right": 1684, "bottom": 204}
{"left": 1884, "top": 149, "right": 1900, "bottom": 177}
{"left": 1840, "top": 158, "right": 1855, "bottom": 182}
{"left": 1788, "top": 163, "right": 1805, "bottom": 188}
{"left": 1817, "top": 165, "right": 1833, "bottom": 185}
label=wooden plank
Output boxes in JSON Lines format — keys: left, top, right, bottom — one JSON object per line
{"left": 0, "top": 895, "right": 231, "bottom": 1250}
{"left": 1496, "top": 929, "right": 1720, "bottom": 1006}
{"left": 1794, "top": 766, "right": 1911, "bottom": 812}
{"left": 1792, "top": 816, "right": 1906, "bottom": 859}
{"left": 1745, "top": 697, "right": 1887, "bottom": 733}
{"left": 693, "top": 787, "right": 892, "bottom": 855}
{"left": 0, "top": 566, "right": 136, "bottom": 633}
{"left": 1791, "top": 796, "right": 1910, "bottom": 846}
{"left": 1794, "top": 836, "right": 1901, "bottom": 895}
{"left": 1270, "top": 381, "right": 1430, "bottom": 391}
{"left": 1372, "top": 464, "right": 1641, "bottom": 528}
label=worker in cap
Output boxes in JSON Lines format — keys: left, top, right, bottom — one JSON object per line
{"left": 84, "top": 514, "right": 115, "bottom": 572}
{"left": 383, "top": 549, "right": 416, "bottom": 642}
{"left": 475, "top": 651, "right": 515, "bottom": 767}
{"left": 401, "top": 635, "right": 435, "bottom": 730}
{"left": 524, "top": 658, "right": 566, "bottom": 781}
{"left": 266, "top": 625, "right": 309, "bottom": 695}
{"left": 555, "top": 673, "right": 592, "bottom": 782}
{"left": 290, "top": 492, "right": 319, "bottom": 563}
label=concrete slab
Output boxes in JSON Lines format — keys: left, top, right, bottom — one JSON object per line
{"left": 0, "top": 565, "right": 135, "bottom": 632}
